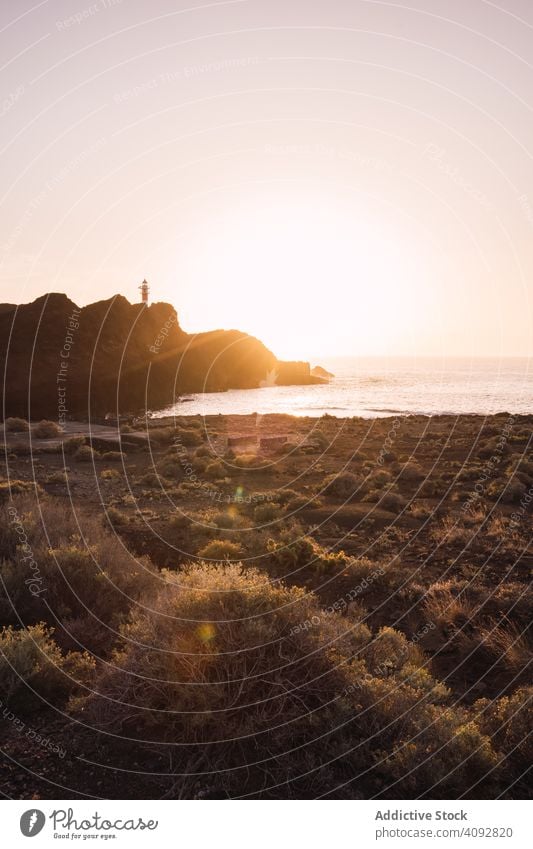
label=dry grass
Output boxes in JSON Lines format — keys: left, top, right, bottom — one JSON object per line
{"left": 423, "top": 581, "right": 477, "bottom": 630}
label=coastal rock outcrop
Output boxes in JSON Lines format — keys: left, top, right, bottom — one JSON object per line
{"left": 0, "top": 293, "right": 326, "bottom": 418}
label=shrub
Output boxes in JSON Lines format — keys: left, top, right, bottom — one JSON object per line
{"left": 192, "top": 457, "right": 207, "bottom": 473}
{"left": 0, "top": 623, "right": 94, "bottom": 713}
{"left": 4, "top": 417, "right": 29, "bottom": 433}
{"left": 253, "top": 502, "right": 281, "bottom": 523}
{"left": 364, "top": 626, "right": 424, "bottom": 676}
{"left": 75, "top": 444, "right": 96, "bottom": 462}
{"left": 399, "top": 461, "right": 424, "bottom": 482}
{"left": 148, "top": 427, "right": 175, "bottom": 446}
{"left": 234, "top": 453, "right": 260, "bottom": 468}
{"left": 138, "top": 471, "right": 171, "bottom": 488}
{"left": 195, "top": 445, "right": 211, "bottom": 458}
{"left": 76, "top": 563, "right": 498, "bottom": 798}
{"left": 266, "top": 530, "right": 316, "bottom": 571}
{"left": 478, "top": 437, "right": 511, "bottom": 459}
{"left": 205, "top": 460, "right": 226, "bottom": 480}
{"left": 169, "top": 513, "right": 190, "bottom": 531}
{"left": 0, "top": 495, "right": 157, "bottom": 653}
{"left": 33, "top": 420, "right": 63, "bottom": 439}
{"left": 159, "top": 460, "right": 182, "bottom": 478}
{"left": 197, "top": 540, "right": 244, "bottom": 560}
{"left": 63, "top": 435, "right": 85, "bottom": 454}
{"left": 323, "top": 471, "right": 362, "bottom": 500}
{"left": 371, "top": 469, "right": 392, "bottom": 486}
{"left": 379, "top": 491, "right": 407, "bottom": 512}
{"left": 501, "top": 478, "right": 526, "bottom": 504}
{"left": 106, "top": 506, "right": 128, "bottom": 526}
{"left": 209, "top": 511, "right": 241, "bottom": 530}
{"left": 0, "top": 479, "right": 43, "bottom": 502}
{"left": 475, "top": 687, "right": 532, "bottom": 776}
{"left": 285, "top": 495, "right": 312, "bottom": 512}
{"left": 174, "top": 427, "right": 203, "bottom": 447}
{"left": 101, "top": 451, "right": 125, "bottom": 462}
{"left": 266, "top": 488, "right": 299, "bottom": 506}
{"left": 100, "top": 468, "right": 120, "bottom": 481}
{"left": 46, "top": 470, "right": 67, "bottom": 484}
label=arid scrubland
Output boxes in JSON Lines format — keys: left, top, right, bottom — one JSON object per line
{"left": 0, "top": 413, "right": 531, "bottom": 798}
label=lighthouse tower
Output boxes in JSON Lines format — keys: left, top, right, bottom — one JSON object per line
{"left": 139, "top": 279, "right": 149, "bottom": 305}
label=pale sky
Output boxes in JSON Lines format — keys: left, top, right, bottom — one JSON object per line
{"left": 1, "top": 0, "right": 533, "bottom": 359}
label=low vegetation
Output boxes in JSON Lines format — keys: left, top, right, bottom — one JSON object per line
{"left": 0, "top": 412, "right": 530, "bottom": 799}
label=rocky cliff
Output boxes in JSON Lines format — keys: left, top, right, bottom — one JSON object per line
{"left": 0, "top": 293, "right": 325, "bottom": 418}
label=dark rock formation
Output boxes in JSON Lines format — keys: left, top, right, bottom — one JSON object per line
{"left": 0, "top": 293, "right": 324, "bottom": 419}
{"left": 311, "top": 365, "right": 334, "bottom": 380}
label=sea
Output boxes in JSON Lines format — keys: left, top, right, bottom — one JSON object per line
{"left": 154, "top": 357, "right": 533, "bottom": 419}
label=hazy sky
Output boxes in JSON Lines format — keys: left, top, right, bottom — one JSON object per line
{"left": 1, "top": 0, "right": 533, "bottom": 359}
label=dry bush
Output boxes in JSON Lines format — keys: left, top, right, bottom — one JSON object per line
{"left": 173, "top": 427, "right": 204, "bottom": 447}
{"left": 47, "top": 470, "right": 67, "bottom": 484}
{"left": 76, "top": 563, "right": 498, "bottom": 798}
{"left": 408, "top": 501, "right": 432, "bottom": 520}
{"left": 0, "top": 495, "right": 157, "bottom": 654}
{"left": 33, "top": 420, "right": 63, "bottom": 439}
{"left": 147, "top": 427, "right": 175, "bottom": 446}
{"left": 63, "top": 435, "right": 85, "bottom": 454}
{"left": 0, "top": 479, "right": 43, "bottom": 502}
{"left": 323, "top": 472, "right": 363, "bottom": 500}
{"left": 475, "top": 687, "right": 532, "bottom": 779}
{"left": 101, "top": 450, "right": 124, "bottom": 461}
{"left": 285, "top": 494, "right": 320, "bottom": 512}
{"left": 4, "top": 417, "right": 29, "bottom": 433}
{"left": 371, "top": 469, "right": 392, "bottom": 486}
{"left": 234, "top": 453, "right": 261, "bottom": 469}
{"left": 399, "top": 461, "right": 425, "bottom": 482}
{"left": 431, "top": 516, "right": 472, "bottom": 545}
{"left": 462, "top": 504, "right": 488, "bottom": 526}
{"left": 265, "top": 488, "right": 299, "bottom": 506}
{"left": 191, "top": 456, "right": 207, "bottom": 473}
{"left": 106, "top": 506, "right": 129, "bottom": 527}
{"left": 205, "top": 460, "right": 226, "bottom": 479}
{"left": 138, "top": 471, "right": 171, "bottom": 488}
{"left": 379, "top": 491, "right": 408, "bottom": 512}
{"left": 159, "top": 459, "right": 182, "bottom": 478}
{"left": 253, "top": 502, "right": 281, "bottom": 523}
{"left": 478, "top": 438, "right": 511, "bottom": 459}
{"left": 197, "top": 539, "right": 245, "bottom": 560}
{"left": 75, "top": 444, "right": 96, "bottom": 462}
{"left": 500, "top": 478, "right": 527, "bottom": 504}
{"left": 364, "top": 626, "right": 424, "bottom": 676}
{"left": 423, "top": 581, "right": 476, "bottom": 631}
{"left": 195, "top": 445, "right": 212, "bottom": 458}
{"left": 168, "top": 512, "right": 191, "bottom": 531}
{"left": 0, "top": 622, "right": 94, "bottom": 714}
{"left": 100, "top": 468, "right": 120, "bottom": 481}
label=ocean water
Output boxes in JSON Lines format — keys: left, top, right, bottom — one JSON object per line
{"left": 154, "top": 357, "right": 533, "bottom": 419}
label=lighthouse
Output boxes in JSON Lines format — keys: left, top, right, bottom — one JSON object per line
{"left": 139, "top": 279, "right": 149, "bottom": 305}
